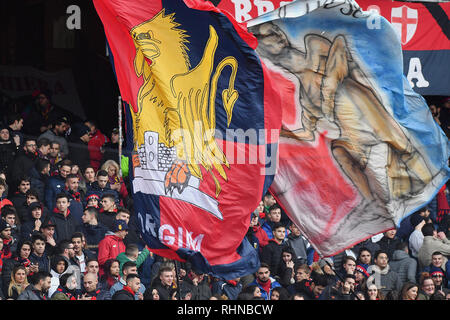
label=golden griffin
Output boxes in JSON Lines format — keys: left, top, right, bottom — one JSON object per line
{"left": 130, "top": 10, "right": 239, "bottom": 198}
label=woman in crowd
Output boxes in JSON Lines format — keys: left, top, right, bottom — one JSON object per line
{"left": 100, "top": 160, "right": 128, "bottom": 206}
{"left": 399, "top": 282, "right": 419, "bottom": 300}
{"left": 6, "top": 265, "right": 29, "bottom": 299}
{"left": 100, "top": 258, "right": 120, "bottom": 290}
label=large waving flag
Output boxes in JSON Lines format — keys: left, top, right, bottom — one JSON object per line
{"left": 248, "top": 0, "right": 450, "bottom": 257}
{"left": 93, "top": 0, "right": 281, "bottom": 279}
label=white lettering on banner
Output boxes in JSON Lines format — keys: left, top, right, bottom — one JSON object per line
{"left": 407, "top": 57, "right": 429, "bottom": 88}
{"left": 231, "top": 0, "right": 253, "bottom": 22}
{"left": 366, "top": 6, "right": 381, "bottom": 30}
{"left": 66, "top": 5, "right": 81, "bottom": 30}
{"left": 137, "top": 211, "right": 158, "bottom": 238}
{"left": 254, "top": 0, "right": 274, "bottom": 16}
{"left": 159, "top": 224, "right": 204, "bottom": 251}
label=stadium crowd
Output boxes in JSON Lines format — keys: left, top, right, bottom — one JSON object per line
{"left": 0, "top": 90, "right": 449, "bottom": 300}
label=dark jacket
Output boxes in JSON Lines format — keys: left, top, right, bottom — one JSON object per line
{"left": 44, "top": 174, "right": 66, "bottom": 210}
{"left": 112, "top": 286, "right": 136, "bottom": 300}
{"left": 0, "top": 138, "right": 16, "bottom": 176}
{"left": 211, "top": 279, "right": 243, "bottom": 300}
{"left": 180, "top": 274, "right": 212, "bottom": 300}
{"left": 68, "top": 138, "right": 90, "bottom": 169}
{"left": 286, "top": 233, "right": 310, "bottom": 265}
{"left": 389, "top": 250, "right": 417, "bottom": 285}
{"left": 87, "top": 181, "right": 119, "bottom": 203}
{"left": 9, "top": 192, "right": 28, "bottom": 221}
{"left": 260, "top": 239, "right": 286, "bottom": 277}
{"left": 48, "top": 209, "right": 81, "bottom": 242}
{"left": 81, "top": 286, "right": 112, "bottom": 300}
{"left": 10, "top": 150, "right": 37, "bottom": 187}
{"left": 29, "top": 252, "right": 51, "bottom": 273}
{"left": 377, "top": 236, "right": 402, "bottom": 260}
{"left": 17, "top": 284, "right": 48, "bottom": 300}
{"left": 28, "top": 166, "right": 49, "bottom": 204}
{"left": 77, "top": 223, "right": 108, "bottom": 253}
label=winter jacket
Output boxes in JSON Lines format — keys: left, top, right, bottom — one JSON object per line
{"left": 260, "top": 239, "right": 286, "bottom": 278}
{"left": 249, "top": 277, "right": 281, "bottom": 300}
{"left": 48, "top": 209, "right": 81, "bottom": 242}
{"left": 389, "top": 250, "right": 417, "bottom": 285}
{"left": 81, "top": 286, "right": 112, "bottom": 300}
{"left": 88, "top": 130, "right": 108, "bottom": 171}
{"left": 0, "top": 139, "right": 16, "bottom": 176}
{"left": 98, "top": 209, "right": 118, "bottom": 232}
{"left": 367, "top": 264, "right": 402, "bottom": 297}
{"left": 286, "top": 233, "right": 311, "bottom": 265}
{"left": 68, "top": 137, "right": 90, "bottom": 170}
{"left": 110, "top": 277, "right": 145, "bottom": 299}
{"left": 29, "top": 252, "right": 51, "bottom": 273}
{"left": 17, "top": 284, "right": 47, "bottom": 300}
{"left": 10, "top": 150, "right": 37, "bottom": 187}
{"left": 180, "top": 274, "right": 212, "bottom": 300}
{"left": 86, "top": 181, "right": 119, "bottom": 204}
{"left": 377, "top": 236, "right": 402, "bottom": 260}
{"left": 44, "top": 174, "right": 66, "bottom": 210}
{"left": 211, "top": 279, "right": 243, "bottom": 300}
{"left": 28, "top": 166, "right": 49, "bottom": 205}
{"left": 77, "top": 223, "right": 108, "bottom": 253}
{"left": 98, "top": 233, "right": 126, "bottom": 275}
{"left": 112, "top": 286, "right": 136, "bottom": 300}
{"left": 418, "top": 236, "right": 450, "bottom": 271}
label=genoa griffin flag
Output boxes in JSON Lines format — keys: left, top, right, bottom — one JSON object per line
{"left": 93, "top": 0, "right": 281, "bottom": 279}
{"left": 248, "top": 0, "right": 450, "bottom": 257}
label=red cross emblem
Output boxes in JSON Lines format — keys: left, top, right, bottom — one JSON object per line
{"left": 391, "top": 6, "right": 418, "bottom": 45}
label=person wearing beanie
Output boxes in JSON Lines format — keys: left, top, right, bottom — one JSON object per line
{"left": 67, "top": 122, "right": 92, "bottom": 170}
{"left": 20, "top": 202, "right": 45, "bottom": 241}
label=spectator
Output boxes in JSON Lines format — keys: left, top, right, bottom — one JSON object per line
{"left": 48, "top": 193, "right": 80, "bottom": 242}
{"left": 378, "top": 229, "right": 402, "bottom": 260}
{"left": 285, "top": 221, "right": 311, "bottom": 265}
{"left": 2, "top": 205, "right": 20, "bottom": 244}
{"left": 17, "top": 270, "right": 52, "bottom": 300}
{"left": 417, "top": 273, "right": 435, "bottom": 300}
{"left": 100, "top": 127, "right": 120, "bottom": 167}
{"left": 260, "top": 222, "right": 288, "bottom": 277}
{"left": 70, "top": 232, "right": 96, "bottom": 274}
{"left": 85, "top": 258, "right": 100, "bottom": 278}
{"left": 99, "top": 258, "right": 120, "bottom": 290}
{"left": 67, "top": 122, "right": 91, "bottom": 169}
{"left": 20, "top": 202, "right": 44, "bottom": 241}
{"left": 78, "top": 207, "right": 107, "bottom": 253}
{"left": 389, "top": 241, "right": 417, "bottom": 285}
{"left": 277, "top": 246, "right": 297, "bottom": 287}
{"left": 84, "top": 120, "right": 109, "bottom": 171}
{"left": 1, "top": 240, "right": 33, "bottom": 292}
{"left": 0, "top": 125, "right": 17, "bottom": 177}
{"left": 356, "top": 247, "right": 372, "bottom": 267}
{"left": 5, "top": 265, "right": 29, "bottom": 299}
{"left": 116, "top": 243, "right": 150, "bottom": 277}
{"left": 365, "top": 283, "right": 384, "bottom": 300}
{"left": 248, "top": 263, "right": 281, "bottom": 300}
{"left": 409, "top": 210, "right": 432, "bottom": 258}
{"left": 423, "top": 251, "right": 447, "bottom": 279}
{"left": 338, "top": 256, "right": 357, "bottom": 278}
{"left": 110, "top": 261, "right": 145, "bottom": 299}
{"left": 367, "top": 250, "right": 402, "bottom": 297}
{"left": 48, "top": 255, "right": 69, "bottom": 297}
{"left": 98, "top": 193, "right": 118, "bottom": 231}
{"left": 0, "top": 179, "right": 13, "bottom": 211}
{"left": 101, "top": 159, "right": 128, "bottom": 207}
{"left": 57, "top": 239, "right": 82, "bottom": 289}
{"left": 51, "top": 272, "right": 80, "bottom": 300}
{"left": 0, "top": 219, "right": 17, "bottom": 260}
{"left": 399, "top": 282, "right": 419, "bottom": 300}
{"left": 6, "top": 113, "right": 24, "bottom": 148}
{"left": 10, "top": 139, "right": 37, "bottom": 190}
{"left": 429, "top": 266, "right": 447, "bottom": 295}
{"left": 28, "top": 233, "right": 50, "bottom": 273}
{"left": 9, "top": 176, "right": 31, "bottom": 218}
{"left": 79, "top": 272, "right": 111, "bottom": 300}
{"left": 85, "top": 192, "right": 100, "bottom": 209}
{"left": 48, "top": 142, "right": 62, "bottom": 175}
{"left": 144, "top": 265, "right": 175, "bottom": 300}
{"left": 38, "top": 116, "right": 70, "bottom": 159}
{"left": 211, "top": 277, "right": 243, "bottom": 300}
{"left": 246, "top": 211, "right": 269, "bottom": 252}
{"left": 321, "top": 273, "right": 355, "bottom": 300}
{"left": 112, "top": 273, "right": 142, "bottom": 300}
{"left": 270, "top": 286, "right": 290, "bottom": 300}
{"left": 64, "top": 173, "right": 84, "bottom": 225}
{"left": 261, "top": 204, "right": 283, "bottom": 240}
{"left": 39, "top": 218, "right": 58, "bottom": 257}
{"left": 98, "top": 219, "right": 127, "bottom": 276}
{"left": 291, "top": 272, "right": 327, "bottom": 300}
{"left": 180, "top": 267, "right": 212, "bottom": 300}
{"left": 29, "top": 158, "right": 51, "bottom": 203}
{"left": 418, "top": 223, "right": 450, "bottom": 271}
{"left": 44, "top": 160, "right": 72, "bottom": 210}
{"left": 87, "top": 169, "right": 119, "bottom": 202}
{"left": 36, "top": 138, "right": 51, "bottom": 160}
{"left": 82, "top": 166, "right": 96, "bottom": 191}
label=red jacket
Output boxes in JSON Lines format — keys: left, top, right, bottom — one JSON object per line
{"left": 88, "top": 130, "right": 109, "bottom": 171}
{"left": 97, "top": 233, "right": 125, "bottom": 276}
{"left": 253, "top": 225, "right": 269, "bottom": 248}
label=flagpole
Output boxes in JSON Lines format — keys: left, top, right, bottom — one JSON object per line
{"left": 174, "top": 260, "right": 182, "bottom": 300}
{"left": 118, "top": 95, "right": 123, "bottom": 177}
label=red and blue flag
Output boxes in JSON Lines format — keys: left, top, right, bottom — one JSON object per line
{"left": 93, "top": 0, "right": 281, "bottom": 279}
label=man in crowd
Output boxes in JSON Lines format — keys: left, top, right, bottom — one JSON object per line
{"left": 367, "top": 250, "right": 402, "bottom": 297}
{"left": 110, "top": 261, "right": 145, "bottom": 299}
{"left": 112, "top": 274, "right": 142, "bottom": 300}
{"left": 38, "top": 116, "right": 70, "bottom": 159}
{"left": 249, "top": 263, "right": 281, "bottom": 300}
{"left": 85, "top": 120, "right": 109, "bottom": 171}
{"left": 45, "top": 160, "right": 72, "bottom": 210}
{"left": 17, "top": 271, "right": 52, "bottom": 300}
